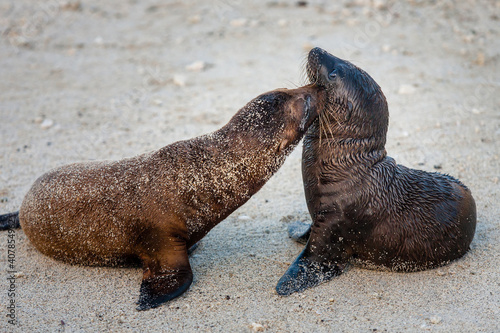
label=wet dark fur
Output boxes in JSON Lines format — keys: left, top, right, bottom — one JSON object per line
{"left": 276, "top": 48, "right": 476, "bottom": 296}
{"left": 0, "top": 85, "right": 324, "bottom": 310}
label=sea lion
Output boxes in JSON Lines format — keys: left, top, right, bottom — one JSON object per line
{"left": 0, "top": 85, "right": 323, "bottom": 310}
{"left": 276, "top": 47, "right": 477, "bottom": 296}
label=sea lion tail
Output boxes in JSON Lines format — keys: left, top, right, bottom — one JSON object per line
{"left": 0, "top": 211, "right": 20, "bottom": 230}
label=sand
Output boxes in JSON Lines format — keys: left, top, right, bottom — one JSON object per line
{"left": 1, "top": 0, "right": 499, "bottom": 332}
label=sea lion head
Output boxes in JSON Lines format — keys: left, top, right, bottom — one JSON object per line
{"left": 232, "top": 85, "right": 323, "bottom": 154}
{"left": 306, "top": 47, "right": 388, "bottom": 146}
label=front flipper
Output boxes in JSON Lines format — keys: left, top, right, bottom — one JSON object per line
{"left": 288, "top": 221, "right": 311, "bottom": 244}
{"left": 276, "top": 248, "right": 343, "bottom": 296}
{"left": 0, "top": 212, "right": 20, "bottom": 230}
{"left": 137, "top": 240, "right": 193, "bottom": 311}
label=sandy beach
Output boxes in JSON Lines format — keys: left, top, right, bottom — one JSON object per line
{"left": 1, "top": 0, "right": 499, "bottom": 331}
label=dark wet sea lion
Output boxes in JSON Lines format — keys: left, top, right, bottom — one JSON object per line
{"left": 0, "top": 85, "right": 323, "bottom": 310}
{"left": 276, "top": 47, "right": 477, "bottom": 296}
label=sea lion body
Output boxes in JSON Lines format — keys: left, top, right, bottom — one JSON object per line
{"left": 276, "top": 48, "right": 476, "bottom": 295}
{"left": 2, "top": 85, "right": 324, "bottom": 309}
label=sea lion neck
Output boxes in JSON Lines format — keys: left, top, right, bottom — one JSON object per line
{"left": 303, "top": 125, "right": 388, "bottom": 183}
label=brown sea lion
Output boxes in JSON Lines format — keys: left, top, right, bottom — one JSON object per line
{"left": 0, "top": 85, "right": 323, "bottom": 310}
{"left": 276, "top": 47, "right": 477, "bottom": 295}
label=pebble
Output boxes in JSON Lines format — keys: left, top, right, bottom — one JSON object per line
{"left": 230, "top": 18, "right": 248, "bottom": 27}
{"left": 381, "top": 44, "right": 391, "bottom": 53}
{"left": 277, "top": 19, "right": 288, "bottom": 27}
{"left": 397, "top": 84, "right": 416, "bottom": 95}
{"left": 173, "top": 74, "right": 186, "bottom": 87}
{"left": 238, "top": 215, "right": 251, "bottom": 221}
{"left": 329, "top": 298, "right": 335, "bottom": 303}
{"left": 436, "top": 269, "right": 447, "bottom": 276}
{"left": 13, "top": 272, "right": 25, "bottom": 278}
{"left": 475, "top": 52, "right": 485, "bottom": 66}
{"left": 429, "top": 316, "right": 442, "bottom": 324}
{"left": 40, "top": 118, "right": 54, "bottom": 129}
{"left": 250, "top": 322, "right": 265, "bottom": 332}
{"left": 187, "top": 15, "right": 201, "bottom": 24}
{"left": 373, "top": 0, "right": 387, "bottom": 10}
{"left": 60, "top": 1, "right": 81, "bottom": 11}
{"left": 94, "top": 36, "right": 104, "bottom": 45}
{"left": 185, "top": 60, "right": 207, "bottom": 72}
{"left": 302, "top": 42, "right": 314, "bottom": 51}
{"left": 152, "top": 99, "right": 163, "bottom": 106}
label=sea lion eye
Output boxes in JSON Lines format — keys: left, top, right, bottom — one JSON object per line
{"left": 328, "top": 69, "right": 337, "bottom": 80}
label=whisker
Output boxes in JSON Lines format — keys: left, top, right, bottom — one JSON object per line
{"left": 284, "top": 80, "right": 300, "bottom": 88}
{"left": 299, "top": 56, "right": 309, "bottom": 86}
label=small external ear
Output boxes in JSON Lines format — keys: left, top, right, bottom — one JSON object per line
{"left": 278, "top": 139, "right": 289, "bottom": 153}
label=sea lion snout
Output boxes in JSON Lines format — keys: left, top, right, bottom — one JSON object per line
{"left": 294, "top": 88, "right": 323, "bottom": 132}
{"left": 298, "top": 94, "right": 314, "bottom": 132}
{"left": 307, "top": 47, "right": 348, "bottom": 87}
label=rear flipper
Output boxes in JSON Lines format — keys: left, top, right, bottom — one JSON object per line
{"left": 288, "top": 221, "right": 311, "bottom": 244}
{"left": 0, "top": 212, "right": 20, "bottom": 230}
{"left": 136, "top": 239, "right": 193, "bottom": 311}
{"left": 137, "top": 268, "right": 193, "bottom": 311}
{"left": 276, "top": 248, "right": 344, "bottom": 296}
{"left": 187, "top": 242, "right": 199, "bottom": 255}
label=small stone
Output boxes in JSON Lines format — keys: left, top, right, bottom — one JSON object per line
{"left": 436, "top": 269, "right": 446, "bottom": 276}
{"left": 94, "top": 36, "right": 104, "bottom": 45}
{"left": 60, "top": 1, "right": 81, "bottom": 11}
{"left": 187, "top": 15, "right": 201, "bottom": 24}
{"left": 13, "top": 272, "right": 25, "bottom": 278}
{"left": 429, "top": 316, "right": 442, "bottom": 324}
{"left": 250, "top": 322, "right": 265, "bottom": 332}
{"left": 173, "top": 75, "right": 186, "bottom": 87}
{"left": 302, "top": 42, "right": 314, "bottom": 51}
{"left": 185, "top": 61, "right": 207, "bottom": 72}
{"left": 277, "top": 19, "right": 288, "bottom": 27}
{"left": 373, "top": 0, "right": 387, "bottom": 10}
{"left": 249, "top": 20, "right": 259, "bottom": 27}
{"left": 329, "top": 298, "right": 335, "bottom": 302}
{"left": 381, "top": 44, "right": 391, "bottom": 53}
{"left": 40, "top": 119, "right": 54, "bottom": 129}
{"left": 433, "top": 164, "right": 442, "bottom": 170}
{"left": 238, "top": 215, "right": 251, "bottom": 221}
{"left": 34, "top": 117, "right": 43, "bottom": 124}
{"left": 475, "top": 52, "right": 485, "bottom": 66}
{"left": 398, "top": 84, "right": 416, "bottom": 95}
{"left": 152, "top": 99, "right": 163, "bottom": 106}
{"left": 471, "top": 108, "right": 481, "bottom": 114}
{"left": 230, "top": 18, "right": 248, "bottom": 27}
